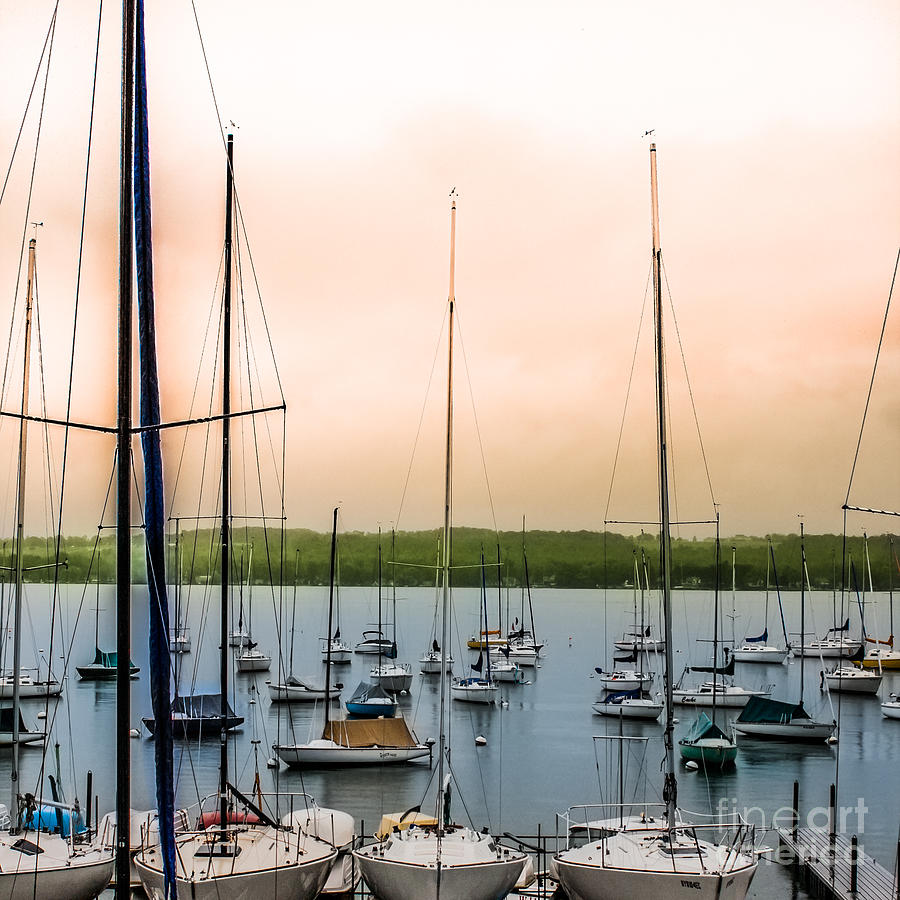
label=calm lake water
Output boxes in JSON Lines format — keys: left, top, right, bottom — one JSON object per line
{"left": 5, "top": 582, "right": 899, "bottom": 898}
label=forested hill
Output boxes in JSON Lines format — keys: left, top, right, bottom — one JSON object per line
{"left": 8, "top": 528, "right": 897, "bottom": 591}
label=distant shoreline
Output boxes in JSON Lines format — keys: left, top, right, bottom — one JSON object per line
{"left": 9, "top": 527, "right": 896, "bottom": 592}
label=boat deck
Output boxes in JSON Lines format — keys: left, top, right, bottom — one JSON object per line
{"left": 778, "top": 826, "right": 898, "bottom": 900}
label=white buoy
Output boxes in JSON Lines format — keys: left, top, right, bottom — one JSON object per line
{"left": 36, "top": 711, "right": 46, "bottom": 720}
{"left": 685, "top": 760, "right": 699, "bottom": 771}
{"left": 129, "top": 728, "right": 140, "bottom": 738}
{"left": 827, "top": 736, "right": 838, "bottom": 745}
{"left": 475, "top": 735, "right": 487, "bottom": 746}
{"left": 267, "top": 757, "right": 279, "bottom": 769}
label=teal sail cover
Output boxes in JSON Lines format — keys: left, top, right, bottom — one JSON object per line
{"left": 736, "top": 696, "right": 810, "bottom": 724}
{"left": 683, "top": 712, "right": 729, "bottom": 743}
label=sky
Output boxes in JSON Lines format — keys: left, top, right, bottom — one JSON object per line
{"left": 0, "top": 0, "right": 898, "bottom": 540}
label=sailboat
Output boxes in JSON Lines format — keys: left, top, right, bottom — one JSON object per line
{"left": 320, "top": 548, "right": 352, "bottom": 664}
{"left": 496, "top": 517, "right": 544, "bottom": 663}
{"left": 596, "top": 551, "right": 656, "bottom": 692}
{"left": 234, "top": 551, "right": 272, "bottom": 673}
{"left": 678, "top": 530, "right": 738, "bottom": 768}
{"left": 353, "top": 197, "right": 528, "bottom": 900}
{"left": 353, "top": 195, "right": 528, "bottom": 900}
{"left": 795, "top": 541, "right": 862, "bottom": 658}
{"left": 479, "top": 550, "right": 525, "bottom": 683}
{"left": 453, "top": 552, "right": 499, "bottom": 704}
{"left": 730, "top": 543, "right": 790, "bottom": 663}
{"left": 553, "top": 144, "right": 758, "bottom": 899}
{"left": 134, "top": 128, "right": 337, "bottom": 897}
{"left": 0, "top": 236, "right": 112, "bottom": 894}
{"left": 369, "top": 531, "right": 413, "bottom": 693}
{"left": 75, "top": 548, "right": 139, "bottom": 681}
{"left": 272, "top": 508, "right": 430, "bottom": 767}
{"left": 167, "top": 520, "right": 191, "bottom": 654}
{"left": 734, "top": 524, "right": 836, "bottom": 742}
{"left": 823, "top": 546, "right": 882, "bottom": 693}
{"left": 859, "top": 537, "right": 900, "bottom": 669}
{"left": 420, "top": 549, "right": 454, "bottom": 673}
{"left": 269, "top": 549, "right": 342, "bottom": 702}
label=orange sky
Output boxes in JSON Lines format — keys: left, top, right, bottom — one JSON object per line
{"left": 0, "top": 0, "right": 898, "bottom": 539}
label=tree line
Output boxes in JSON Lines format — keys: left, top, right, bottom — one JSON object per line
{"left": 1, "top": 528, "right": 896, "bottom": 592}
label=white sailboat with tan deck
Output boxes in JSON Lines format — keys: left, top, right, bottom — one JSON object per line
{"left": 273, "top": 509, "right": 430, "bottom": 768}
{"left": 554, "top": 144, "right": 759, "bottom": 900}
{"left": 353, "top": 194, "right": 527, "bottom": 899}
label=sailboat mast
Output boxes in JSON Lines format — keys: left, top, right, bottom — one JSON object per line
{"left": 377, "top": 529, "right": 383, "bottom": 668}
{"left": 890, "top": 537, "right": 895, "bottom": 636}
{"left": 649, "top": 143, "right": 677, "bottom": 825}
{"left": 116, "top": 0, "right": 136, "bottom": 888}
{"left": 711, "top": 515, "right": 720, "bottom": 722}
{"left": 10, "top": 237, "right": 36, "bottom": 819}
{"left": 219, "top": 132, "right": 234, "bottom": 832}
{"left": 799, "top": 522, "right": 805, "bottom": 704}
{"left": 731, "top": 545, "right": 737, "bottom": 646}
{"left": 324, "top": 508, "right": 338, "bottom": 729}
{"left": 290, "top": 548, "right": 299, "bottom": 674}
{"left": 437, "top": 195, "right": 456, "bottom": 835}
{"left": 523, "top": 515, "right": 537, "bottom": 645}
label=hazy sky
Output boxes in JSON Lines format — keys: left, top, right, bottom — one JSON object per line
{"left": 0, "top": 0, "right": 898, "bottom": 540}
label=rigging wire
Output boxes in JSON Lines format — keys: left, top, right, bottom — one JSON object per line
{"left": 843, "top": 247, "right": 898, "bottom": 507}
{"left": 395, "top": 304, "right": 449, "bottom": 529}
{"left": 603, "top": 262, "right": 653, "bottom": 524}
{"left": 0, "top": 6, "right": 58, "bottom": 420}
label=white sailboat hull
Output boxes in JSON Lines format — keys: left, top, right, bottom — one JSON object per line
{"left": 135, "top": 826, "right": 336, "bottom": 900}
{"left": 597, "top": 671, "right": 653, "bottom": 692}
{"left": 614, "top": 639, "right": 665, "bottom": 653}
{"left": 672, "top": 688, "right": 768, "bottom": 708}
{"left": 267, "top": 682, "right": 341, "bottom": 702}
{"left": 554, "top": 854, "right": 756, "bottom": 900}
{"left": 733, "top": 720, "right": 835, "bottom": 741}
{"left": 0, "top": 836, "right": 113, "bottom": 900}
{"left": 593, "top": 699, "right": 663, "bottom": 720}
{"left": 0, "top": 678, "right": 62, "bottom": 699}
{"left": 824, "top": 670, "right": 882, "bottom": 694}
{"left": 554, "top": 816, "right": 757, "bottom": 900}
{"left": 882, "top": 701, "right": 900, "bottom": 719}
{"left": 492, "top": 663, "right": 526, "bottom": 683}
{"left": 419, "top": 653, "right": 453, "bottom": 674}
{"left": 236, "top": 652, "right": 271, "bottom": 673}
{"left": 275, "top": 739, "right": 431, "bottom": 766}
{"left": 370, "top": 665, "right": 413, "bottom": 693}
{"left": 491, "top": 648, "right": 539, "bottom": 666}
{"left": 730, "top": 645, "right": 788, "bottom": 663}
{"left": 451, "top": 681, "right": 497, "bottom": 703}
{"left": 353, "top": 829, "right": 526, "bottom": 900}
{"left": 796, "top": 641, "right": 862, "bottom": 658}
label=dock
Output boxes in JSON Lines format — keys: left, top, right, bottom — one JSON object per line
{"left": 778, "top": 826, "right": 898, "bottom": 900}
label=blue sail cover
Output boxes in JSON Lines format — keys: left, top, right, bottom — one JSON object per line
{"left": 745, "top": 628, "right": 768, "bottom": 643}
{"left": 134, "top": 1, "right": 175, "bottom": 894}
{"left": 600, "top": 688, "right": 640, "bottom": 704}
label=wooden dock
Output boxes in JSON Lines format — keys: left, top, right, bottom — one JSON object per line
{"left": 778, "top": 826, "right": 898, "bottom": 900}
